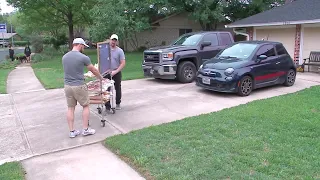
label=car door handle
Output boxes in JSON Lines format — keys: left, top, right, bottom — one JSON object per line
{"left": 276, "top": 62, "right": 280, "bottom": 64}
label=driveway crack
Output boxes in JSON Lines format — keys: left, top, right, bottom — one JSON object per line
{"left": 10, "top": 94, "right": 34, "bottom": 155}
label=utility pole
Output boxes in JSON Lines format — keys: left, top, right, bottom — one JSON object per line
{"left": 10, "top": 22, "right": 13, "bottom": 46}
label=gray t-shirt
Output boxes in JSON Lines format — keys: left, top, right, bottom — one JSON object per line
{"left": 110, "top": 47, "right": 125, "bottom": 70}
{"left": 62, "top": 51, "right": 91, "bottom": 86}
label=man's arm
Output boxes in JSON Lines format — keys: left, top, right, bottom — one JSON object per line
{"left": 113, "top": 49, "right": 126, "bottom": 75}
{"left": 87, "top": 64, "right": 103, "bottom": 80}
{"left": 84, "top": 56, "right": 103, "bottom": 80}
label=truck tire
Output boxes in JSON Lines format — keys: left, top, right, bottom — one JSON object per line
{"left": 176, "top": 61, "right": 197, "bottom": 83}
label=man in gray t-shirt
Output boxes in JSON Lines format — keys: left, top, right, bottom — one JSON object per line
{"left": 62, "top": 38, "right": 103, "bottom": 138}
{"left": 104, "top": 34, "right": 126, "bottom": 110}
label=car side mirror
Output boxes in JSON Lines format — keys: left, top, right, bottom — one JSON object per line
{"left": 201, "top": 41, "right": 211, "bottom": 48}
{"left": 257, "top": 54, "right": 268, "bottom": 61}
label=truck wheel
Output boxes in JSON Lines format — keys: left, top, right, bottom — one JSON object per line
{"left": 176, "top": 61, "right": 196, "bottom": 83}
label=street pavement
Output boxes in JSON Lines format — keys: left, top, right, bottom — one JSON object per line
{"left": 0, "top": 47, "right": 24, "bottom": 63}
{"left": 1, "top": 63, "right": 320, "bottom": 179}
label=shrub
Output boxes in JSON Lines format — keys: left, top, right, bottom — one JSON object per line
{"left": 14, "top": 41, "right": 29, "bottom": 47}
{"left": 30, "top": 36, "right": 44, "bottom": 53}
{"left": 50, "top": 34, "right": 68, "bottom": 50}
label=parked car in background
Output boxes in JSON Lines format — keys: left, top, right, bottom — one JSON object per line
{"left": 142, "top": 31, "right": 235, "bottom": 83}
{"left": 0, "top": 40, "right": 9, "bottom": 48}
{"left": 196, "top": 41, "right": 296, "bottom": 96}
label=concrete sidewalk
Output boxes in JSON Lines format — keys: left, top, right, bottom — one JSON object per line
{"left": 1, "top": 66, "right": 320, "bottom": 179}
{"left": 22, "top": 143, "right": 144, "bottom": 180}
{"left": 6, "top": 63, "right": 45, "bottom": 94}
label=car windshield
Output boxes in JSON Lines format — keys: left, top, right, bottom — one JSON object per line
{"left": 217, "top": 43, "right": 258, "bottom": 60}
{"left": 172, "top": 34, "right": 202, "bottom": 46}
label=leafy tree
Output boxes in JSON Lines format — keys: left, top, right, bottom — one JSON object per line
{"left": 7, "top": 0, "right": 95, "bottom": 49}
{"left": 89, "top": 0, "right": 158, "bottom": 49}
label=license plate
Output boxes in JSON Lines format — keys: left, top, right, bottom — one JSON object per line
{"left": 202, "top": 77, "right": 210, "bottom": 85}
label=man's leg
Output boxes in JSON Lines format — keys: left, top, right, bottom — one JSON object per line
{"left": 82, "top": 105, "right": 90, "bottom": 129}
{"left": 67, "top": 107, "right": 75, "bottom": 131}
{"left": 114, "top": 71, "right": 122, "bottom": 109}
{"left": 64, "top": 85, "right": 80, "bottom": 138}
{"left": 75, "top": 84, "right": 95, "bottom": 136}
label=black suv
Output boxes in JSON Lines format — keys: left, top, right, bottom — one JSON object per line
{"left": 142, "top": 31, "right": 235, "bottom": 83}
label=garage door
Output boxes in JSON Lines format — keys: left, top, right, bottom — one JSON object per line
{"left": 302, "top": 27, "right": 320, "bottom": 59}
{"left": 255, "top": 28, "right": 295, "bottom": 59}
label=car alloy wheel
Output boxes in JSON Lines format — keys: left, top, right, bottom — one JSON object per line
{"left": 284, "top": 69, "right": 296, "bottom": 86}
{"left": 184, "top": 66, "right": 193, "bottom": 80}
{"left": 238, "top": 76, "right": 253, "bottom": 96}
{"left": 177, "top": 61, "right": 196, "bottom": 83}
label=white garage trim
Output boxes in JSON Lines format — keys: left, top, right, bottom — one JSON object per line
{"left": 254, "top": 25, "right": 295, "bottom": 29}
{"left": 299, "top": 25, "right": 304, "bottom": 65}
{"left": 225, "top": 19, "right": 320, "bottom": 28}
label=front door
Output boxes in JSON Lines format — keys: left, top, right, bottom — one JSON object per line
{"left": 199, "top": 33, "right": 223, "bottom": 64}
{"left": 251, "top": 44, "right": 279, "bottom": 87}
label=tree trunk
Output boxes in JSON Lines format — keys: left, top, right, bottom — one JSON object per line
{"left": 67, "top": 10, "right": 74, "bottom": 50}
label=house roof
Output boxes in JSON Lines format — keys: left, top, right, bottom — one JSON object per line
{"left": 225, "top": 0, "right": 320, "bottom": 28}
{"left": 151, "top": 12, "right": 183, "bottom": 25}
{"left": 0, "top": 33, "right": 17, "bottom": 39}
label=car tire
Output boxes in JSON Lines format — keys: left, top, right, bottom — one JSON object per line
{"left": 176, "top": 61, "right": 196, "bottom": 83}
{"left": 283, "top": 69, "right": 296, "bottom": 86}
{"left": 237, "top": 76, "right": 253, "bottom": 96}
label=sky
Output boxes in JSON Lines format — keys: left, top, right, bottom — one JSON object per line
{"left": 0, "top": 0, "right": 15, "bottom": 14}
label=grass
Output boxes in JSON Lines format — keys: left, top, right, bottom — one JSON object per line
{"left": 105, "top": 86, "right": 320, "bottom": 180}
{"left": 32, "top": 49, "right": 144, "bottom": 89}
{"left": 0, "top": 60, "right": 19, "bottom": 93}
{"left": 0, "top": 162, "right": 25, "bottom": 180}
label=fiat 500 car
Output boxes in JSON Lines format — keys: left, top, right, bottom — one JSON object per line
{"left": 196, "top": 41, "right": 297, "bottom": 96}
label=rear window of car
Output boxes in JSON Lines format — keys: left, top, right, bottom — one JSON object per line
{"left": 275, "top": 44, "right": 288, "bottom": 55}
{"left": 219, "top": 33, "right": 232, "bottom": 46}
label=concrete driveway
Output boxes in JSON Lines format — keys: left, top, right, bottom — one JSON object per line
{"left": 1, "top": 72, "right": 320, "bottom": 165}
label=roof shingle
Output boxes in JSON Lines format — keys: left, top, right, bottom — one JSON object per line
{"left": 226, "top": 0, "right": 320, "bottom": 28}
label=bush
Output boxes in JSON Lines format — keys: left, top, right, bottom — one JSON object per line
{"left": 14, "top": 41, "right": 29, "bottom": 47}
{"left": 50, "top": 34, "right": 68, "bottom": 50}
{"left": 31, "top": 53, "right": 47, "bottom": 63}
{"left": 30, "top": 36, "right": 44, "bottom": 53}
{"left": 137, "top": 46, "right": 147, "bottom": 52}
{"left": 0, "top": 59, "right": 19, "bottom": 69}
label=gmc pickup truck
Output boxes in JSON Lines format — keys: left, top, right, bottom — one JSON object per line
{"left": 142, "top": 31, "right": 235, "bottom": 83}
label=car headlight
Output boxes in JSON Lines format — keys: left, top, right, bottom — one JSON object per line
{"left": 162, "top": 52, "right": 173, "bottom": 61}
{"left": 199, "top": 64, "right": 203, "bottom": 69}
{"left": 224, "top": 68, "right": 234, "bottom": 76}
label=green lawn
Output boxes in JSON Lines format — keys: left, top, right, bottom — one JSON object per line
{"left": 0, "top": 162, "right": 25, "bottom": 180}
{"left": 32, "top": 49, "right": 144, "bottom": 89}
{"left": 105, "top": 86, "right": 320, "bottom": 180}
{"left": 0, "top": 60, "right": 19, "bottom": 94}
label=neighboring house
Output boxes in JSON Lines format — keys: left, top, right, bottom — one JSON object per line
{"left": 225, "top": 0, "right": 320, "bottom": 70}
{"left": 123, "top": 12, "right": 234, "bottom": 52}
{"left": 0, "top": 33, "right": 21, "bottom": 41}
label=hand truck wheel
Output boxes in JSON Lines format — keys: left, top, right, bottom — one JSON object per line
{"left": 97, "top": 107, "right": 102, "bottom": 114}
{"left": 101, "top": 120, "right": 106, "bottom": 127}
{"left": 110, "top": 108, "right": 116, "bottom": 114}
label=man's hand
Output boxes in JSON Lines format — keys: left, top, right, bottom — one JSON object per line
{"left": 111, "top": 70, "right": 118, "bottom": 77}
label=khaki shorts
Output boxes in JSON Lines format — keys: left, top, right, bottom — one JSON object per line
{"left": 64, "top": 84, "right": 90, "bottom": 107}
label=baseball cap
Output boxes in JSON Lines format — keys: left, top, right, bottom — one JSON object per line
{"left": 110, "top": 34, "right": 118, "bottom": 40}
{"left": 73, "top": 38, "right": 89, "bottom": 47}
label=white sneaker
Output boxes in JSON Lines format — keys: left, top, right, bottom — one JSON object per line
{"left": 116, "top": 104, "right": 121, "bottom": 110}
{"left": 82, "top": 128, "right": 96, "bottom": 136}
{"left": 69, "top": 130, "right": 80, "bottom": 138}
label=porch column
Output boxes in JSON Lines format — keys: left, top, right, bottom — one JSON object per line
{"left": 293, "top": 24, "right": 301, "bottom": 65}
{"left": 246, "top": 27, "right": 253, "bottom": 40}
